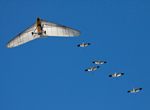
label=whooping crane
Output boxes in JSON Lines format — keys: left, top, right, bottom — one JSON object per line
{"left": 127, "top": 86, "right": 142, "bottom": 95}
{"left": 109, "top": 69, "right": 124, "bottom": 80}
{"left": 85, "top": 64, "right": 99, "bottom": 74}
{"left": 92, "top": 58, "right": 107, "bottom": 65}
{"left": 77, "top": 40, "right": 90, "bottom": 49}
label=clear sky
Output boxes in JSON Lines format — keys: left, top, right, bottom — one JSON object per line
{"left": 0, "top": 0, "right": 150, "bottom": 110}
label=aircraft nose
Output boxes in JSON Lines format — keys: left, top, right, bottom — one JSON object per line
{"left": 37, "top": 17, "right": 40, "bottom": 21}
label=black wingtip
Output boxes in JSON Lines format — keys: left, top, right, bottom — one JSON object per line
{"left": 109, "top": 75, "right": 112, "bottom": 77}
{"left": 88, "top": 43, "right": 90, "bottom": 45}
{"left": 121, "top": 73, "right": 124, "bottom": 75}
{"left": 92, "top": 61, "right": 95, "bottom": 63}
{"left": 127, "top": 91, "right": 130, "bottom": 93}
{"left": 139, "top": 88, "right": 142, "bottom": 90}
{"left": 77, "top": 45, "right": 80, "bottom": 47}
{"left": 85, "top": 69, "right": 88, "bottom": 71}
{"left": 97, "top": 66, "right": 100, "bottom": 68}
{"left": 104, "top": 61, "right": 107, "bottom": 63}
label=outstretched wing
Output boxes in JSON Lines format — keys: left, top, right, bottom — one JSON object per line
{"left": 77, "top": 44, "right": 83, "bottom": 47}
{"left": 92, "top": 61, "right": 99, "bottom": 64}
{"left": 6, "top": 20, "right": 81, "bottom": 48}
{"left": 85, "top": 43, "right": 90, "bottom": 46}
{"left": 100, "top": 61, "right": 107, "bottom": 64}
{"left": 85, "top": 68, "right": 92, "bottom": 71}
{"left": 93, "top": 66, "right": 100, "bottom": 70}
{"left": 109, "top": 74, "right": 115, "bottom": 77}
{"left": 135, "top": 88, "right": 142, "bottom": 92}
{"left": 127, "top": 90, "right": 134, "bottom": 93}
{"left": 117, "top": 73, "right": 124, "bottom": 77}
{"left": 41, "top": 20, "right": 81, "bottom": 37}
{"left": 6, "top": 23, "right": 38, "bottom": 48}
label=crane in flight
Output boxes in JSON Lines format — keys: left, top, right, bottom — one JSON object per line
{"left": 109, "top": 70, "right": 124, "bottom": 80}
{"left": 127, "top": 86, "right": 142, "bottom": 95}
{"left": 85, "top": 64, "right": 99, "bottom": 74}
{"left": 92, "top": 58, "right": 107, "bottom": 65}
{"left": 77, "top": 40, "right": 90, "bottom": 49}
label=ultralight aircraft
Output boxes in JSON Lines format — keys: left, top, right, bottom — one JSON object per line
{"left": 6, "top": 17, "right": 81, "bottom": 48}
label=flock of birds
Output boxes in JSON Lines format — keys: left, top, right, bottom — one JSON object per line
{"left": 77, "top": 41, "right": 142, "bottom": 95}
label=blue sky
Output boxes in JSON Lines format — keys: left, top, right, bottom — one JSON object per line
{"left": 0, "top": 0, "right": 150, "bottom": 110}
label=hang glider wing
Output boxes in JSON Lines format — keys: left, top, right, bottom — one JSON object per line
{"left": 6, "top": 20, "right": 81, "bottom": 48}
{"left": 41, "top": 20, "right": 81, "bottom": 37}
{"left": 6, "top": 23, "right": 38, "bottom": 48}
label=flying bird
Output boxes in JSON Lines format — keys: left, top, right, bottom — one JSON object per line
{"left": 77, "top": 41, "right": 90, "bottom": 49}
{"left": 109, "top": 70, "right": 124, "bottom": 80}
{"left": 85, "top": 64, "right": 99, "bottom": 74}
{"left": 6, "top": 17, "right": 81, "bottom": 48}
{"left": 127, "top": 87, "right": 142, "bottom": 95}
{"left": 92, "top": 58, "right": 107, "bottom": 65}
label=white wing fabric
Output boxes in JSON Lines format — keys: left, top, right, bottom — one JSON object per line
{"left": 6, "top": 20, "right": 81, "bottom": 48}
{"left": 6, "top": 23, "right": 37, "bottom": 48}
{"left": 41, "top": 20, "right": 81, "bottom": 37}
